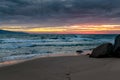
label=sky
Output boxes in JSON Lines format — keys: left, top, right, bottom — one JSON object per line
{"left": 0, "top": 0, "right": 120, "bottom": 34}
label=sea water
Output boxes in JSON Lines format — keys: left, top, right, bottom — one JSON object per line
{"left": 0, "top": 34, "right": 117, "bottom": 62}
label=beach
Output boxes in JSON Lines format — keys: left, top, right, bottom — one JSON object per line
{"left": 0, "top": 34, "right": 118, "bottom": 80}
{"left": 0, "top": 0, "right": 120, "bottom": 79}
{"left": 0, "top": 55, "right": 120, "bottom": 80}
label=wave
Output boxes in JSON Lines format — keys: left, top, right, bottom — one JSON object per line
{"left": 0, "top": 34, "right": 117, "bottom": 62}
{"left": 0, "top": 35, "right": 114, "bottom": 49}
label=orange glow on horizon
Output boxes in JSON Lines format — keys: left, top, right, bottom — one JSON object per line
{"left": 0, "top": 24, "right": 120, "bottom": 34}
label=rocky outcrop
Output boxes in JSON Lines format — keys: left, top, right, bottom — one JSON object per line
{"left": 113, "top": 35, "right": 120, "bottom": 57}
{"left": 89, "top": 34, "right": 120, "bottom": 58}
{"left": 89, "top": 43, "right": 113, "bottom": 58}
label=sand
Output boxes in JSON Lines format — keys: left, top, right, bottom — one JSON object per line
{"left": 0, "top": 55, "right": 120, "bottom": 80}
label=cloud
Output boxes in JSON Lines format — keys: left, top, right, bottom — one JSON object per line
{"left": 0, "top": 0, "right": 120, "bottom": 27}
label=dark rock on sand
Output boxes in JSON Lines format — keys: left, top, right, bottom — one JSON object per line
{"left": 76, "top": 50, "right": 83, "bottom": 54}
{"left": 113, "top": 34, "right": 120, "bottom": 57}
{"left": 89, "top": 43, "right": 113, "bottom": 58}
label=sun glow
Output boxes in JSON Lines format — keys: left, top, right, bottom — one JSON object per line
{"left": 0, "top": 24, "right": 120, "bottom": 34}
{"left": 27, "top": 27, "right": 67, "bottom": 33}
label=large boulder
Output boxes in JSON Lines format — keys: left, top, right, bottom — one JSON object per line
{"left": 113, "top": 35, "right": 120, "bottom": 57}
{"left": 89, "top": 43, "right": 113, "bottom": 58}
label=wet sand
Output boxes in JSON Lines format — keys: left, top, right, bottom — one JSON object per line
{"left": 0, "top": 55, "right": 120, "bottom": 80}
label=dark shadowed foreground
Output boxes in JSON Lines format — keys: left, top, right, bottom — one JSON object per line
{"left": 0, "top": 55, "right": 120, "bottom": 80}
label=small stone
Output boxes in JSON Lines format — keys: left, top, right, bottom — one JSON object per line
{"left": 76, "top": 50, "right": 83, "bottom": 54}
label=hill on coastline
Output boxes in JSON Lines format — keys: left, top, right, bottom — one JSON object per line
{"left": 0, "top": 30, "right": 27, "bottom": 34}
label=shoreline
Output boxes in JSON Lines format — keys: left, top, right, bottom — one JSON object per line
{"left": 0, "top": 50, "right": 92, "bottom": 68}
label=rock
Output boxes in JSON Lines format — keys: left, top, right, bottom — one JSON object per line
{"left": 76, "top": 50, "right": 83, "bottom": 54}
{"left": 89, "top": 43, "right": 113, "bottom": 58}
{"left": 113, "top": 34, "right": 120, "bottom": 57}
{"left": 86, "top": 53, "right": 90, "bottom": 55}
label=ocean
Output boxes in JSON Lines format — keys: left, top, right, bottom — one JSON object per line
{"left": 0, "top": 34, "right": 117, "bottom": 62}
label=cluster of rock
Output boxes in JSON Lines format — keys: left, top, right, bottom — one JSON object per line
{"left": 89, "top": 34, "right": 120, "bottom": 58}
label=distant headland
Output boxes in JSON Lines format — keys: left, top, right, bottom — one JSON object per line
{"left": 0, "top": 30, "right": 28, "bottom": 34}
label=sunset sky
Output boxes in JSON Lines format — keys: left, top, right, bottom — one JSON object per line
{"left": 0, "top": 0, "right": 120, "bottom": 34}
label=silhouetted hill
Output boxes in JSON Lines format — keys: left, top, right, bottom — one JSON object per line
{"left": 0, "top": 30, "right": 28, "bottom": 34}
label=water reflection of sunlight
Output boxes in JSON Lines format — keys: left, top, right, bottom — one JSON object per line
{"left": 0, "top": 60, "right": 25, "bottom": 67}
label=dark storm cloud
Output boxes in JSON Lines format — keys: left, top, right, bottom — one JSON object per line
{"left": 1, "top": 0, "right": 120, "bottom": 26}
